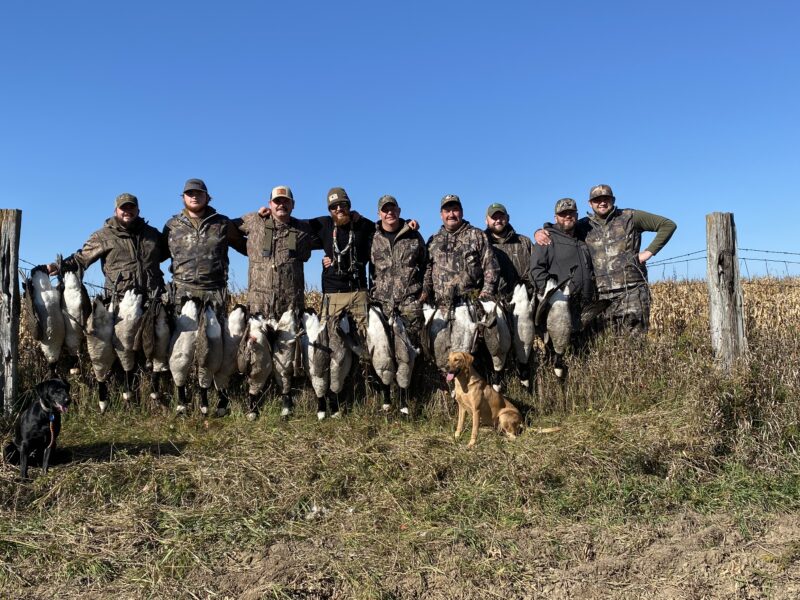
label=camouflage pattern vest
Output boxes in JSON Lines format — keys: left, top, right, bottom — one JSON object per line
{"left": 166, "top": 210, "right": 231, "bottom": 292}
{"left": 582, "top": 208, "right": 646, "bottom": 293}
{"left": 242, "top": 214, "right": 318, "bottom": 316}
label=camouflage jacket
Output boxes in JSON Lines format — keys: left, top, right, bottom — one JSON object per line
{"left": 370, "top": 219, "right": 427, "bottom": 311}
{"left": 238, "top": 213, "right": 322, "bottom": 316}
{"left": 63, "top": 216, "right": 165, "bottom": 296}
{"left": 485, "top": 225, "right": 534, "bottom": 297}
{"left": 424, "top": 220, "right": 499, "bottom": 306}
{"left": 162, "top": 207, "right": 247, "bottom": 296}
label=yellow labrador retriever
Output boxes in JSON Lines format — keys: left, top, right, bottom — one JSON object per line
{"left": 446, "top": 351, "right": 523, "bottom": 446}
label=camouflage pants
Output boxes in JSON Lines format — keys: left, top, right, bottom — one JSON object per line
{"left": 600, "top": 284, "right": 651, "bottom": 333}
{"left": 323, "top": 290, "right": 369, "bottom": 337}
{"left": 171, "top": 283, "right": 227, "bottom": 311}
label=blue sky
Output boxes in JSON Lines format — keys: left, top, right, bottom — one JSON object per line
{"left": 2, "top": 1, "right": 798, "bottom": 292}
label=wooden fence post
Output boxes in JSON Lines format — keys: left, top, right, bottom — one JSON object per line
{"left": 706, "top": 212, "right": 747, "bottom": 372}
{"left": 1, "top": 209, "right": 22, "bottom": 414}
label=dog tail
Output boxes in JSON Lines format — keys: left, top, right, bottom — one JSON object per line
{"left": 529, "top": 426, "right": 562, "bottom": 434}
{"left": 3, "top": 441, "right": 20, "bottom": 465}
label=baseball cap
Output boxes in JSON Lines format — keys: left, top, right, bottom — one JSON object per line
{"left": 327, "top": 187, "right": 351, "bottom": 207}
{"left": 184, "top": 178, "right": 208, "bottom": 194}
{"left": 589, "top": 184, "right": 614, "bottom": 201}
{"left": 270, "top": 186, "right": 294, "bottom": 203}
{"left": 554, "top": 198, "right": 577, "bottom": 213}
{"left": 486, "top": 202, "right": 508, "bottom": 217}
{"left": 441, "top": 194, "right": 462, "bottom": 209}
{"left": 115, "top": 193, "right": 139, "bottom": 209}
{"left": 377, "top": 195, "right": 398, "bottom": 211}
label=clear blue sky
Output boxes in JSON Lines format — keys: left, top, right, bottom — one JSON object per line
{"left": 2, "top": 1, "right": 798, "bottom": 292}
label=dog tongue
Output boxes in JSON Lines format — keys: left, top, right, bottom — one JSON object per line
{"left": 446, "top": 373, "right": 455, "bottom": 382}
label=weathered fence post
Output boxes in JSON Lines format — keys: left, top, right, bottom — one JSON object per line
{"left": 1, "top": 209, "right": 22, "bottom": 414}
{"left": 706, "top": 212, "right": 747, "bottom": 372}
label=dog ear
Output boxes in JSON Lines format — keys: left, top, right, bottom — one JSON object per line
{"left": 464, "top": 353, "right": 474, "bottom": 368}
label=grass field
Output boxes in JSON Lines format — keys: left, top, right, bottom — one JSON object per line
{"left": 2, "top": 279, "right": 800, "bottom": 599}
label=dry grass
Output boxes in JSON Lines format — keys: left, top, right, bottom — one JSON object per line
{"left": 3, "top": 278, "right": 800, "bottom": 598}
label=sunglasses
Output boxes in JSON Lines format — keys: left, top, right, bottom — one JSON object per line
{"left": 329, "top": 203, "right": 350, "bottom": 212}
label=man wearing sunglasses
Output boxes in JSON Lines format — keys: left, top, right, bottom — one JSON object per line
{"left": 535, "top": 184, "right": 676, "bottom": 333}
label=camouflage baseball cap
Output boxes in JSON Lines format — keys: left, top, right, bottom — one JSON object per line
{"left": 554, "top": 198, "right": 577, "bottom": 213}
{"left": 441, "top": 194, "right": 462, "bottom": 209}
{"left": 327, "top": 187, "right": 350, "bottom": 207}
{"left": 270, "top": 185, "right": 294, "bottom": 202}
{"left": 184, "top": 178, "right": 208, "bottom": 194}
{"left": 115, "top": 193, "right": 139, "bottom": 208}
{"left": 377, "top": 195, "right": 398, "bottom": 211}
{"left": 486, "top": 202, "right": 508, "bottom": 217}
{"left": 589, "top": 184, "right": 614, "bottom": 201}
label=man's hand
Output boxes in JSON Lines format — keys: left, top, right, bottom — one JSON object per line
{"left": 478, "top": 292, "right": 493, "bottom": 301}
{"left": 534, "top": 229, "right": 551, "bottom": 245}
{"left": 418, "top": 290, "right": 429, "bottom": 304}
{"left": 638, "top": 250, "right": 653, "bottom": 263}
{"left": 408, "top": 219, "right": 420, "bottom": 231}
{"left": 258, "top": 206, "right": 270, "bottom": 218}
{"left": 47, "top": 262, "right": 59, "bottom": 276}
{"left": 322, "top": 256, "right": 332, "bottom": 268}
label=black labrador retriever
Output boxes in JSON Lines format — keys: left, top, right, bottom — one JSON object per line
{"left": 3, "top": 379, "right": 71, "bottom": 479}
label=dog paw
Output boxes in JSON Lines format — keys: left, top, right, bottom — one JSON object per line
{"left": 98, "top": 401, "right": 108, "bottom": 414}
{"left": 317, "top": 411, "right": 327, "bottom": 421}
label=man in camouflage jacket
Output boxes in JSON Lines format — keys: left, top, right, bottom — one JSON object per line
{"left": 162, "top": 178, "right": 247, "bottom": 305}
{"left": 370, "top": 195, "right": 428, "bottom": 414}
{"left": 162, "top": 178, "right": 247, "bottom": 416}
{"left": 424, "top": 194, "right": 499, "bottom": 306}
{"left": 484, "top": 202, "right": 534, "bottom": 299}
{"left": 239, "top": 185, "right": 322, "bottom": 419}
{"left": 239, "top": 185, "right": 322, "bottom": 318}
{"left": 370, "top": 195, "right": 428, "bottom": 339}
{"left": 50, "top": 193, "right": 165, "bottom": 298}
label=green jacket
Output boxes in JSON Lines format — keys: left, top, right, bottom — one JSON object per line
{"left": 63, "top": 216, "right": 165, "bottom": 296}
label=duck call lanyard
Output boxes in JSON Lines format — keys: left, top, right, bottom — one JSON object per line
{"left": 332, "top": 225, "right": 356, "bottom": 276}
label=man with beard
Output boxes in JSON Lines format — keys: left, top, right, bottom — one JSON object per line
{"left": 484, "top": 202, "right": 534, "bottom": 298}
{"left": 313, "top": 187, "right": 375, "bottom": 349}
{"left": 238, "top": 185, "right": 322, "bottom": 418}
{"left": 48, "top": 192, "right": 166, "bottom": 404}
{"left": 162, "top": 178, "right": 248, "bottom": 415}
{"left": 50, "top": 193, "right": 165, "bottom": 298}
{"left": 535, "top": 184, "right": 676, "bottom": 333}
{"left": 530, "top": 198, "right": 595, "bottom": 331}
{"left": 484, "top": 202, "right": 535, "bottom": 384}
{"left": 370, "top": 194, "right": 428, "bottom": 414}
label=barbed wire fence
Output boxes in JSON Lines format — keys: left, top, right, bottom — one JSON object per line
{"left": 647, "top": 248, "right": 800, "bottom": 284}
{"left": 20, "top": 248, "right": 800, "bottom": 293}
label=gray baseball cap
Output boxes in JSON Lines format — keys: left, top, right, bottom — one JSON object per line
{"left": 555, "top": 198, "right": 577, "bottom": 213}
{"left": 184, "top": 178, "right": 208, "bottom": 194}
{"left": 589, "top": 184, "right": 614, "bottom": 201}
